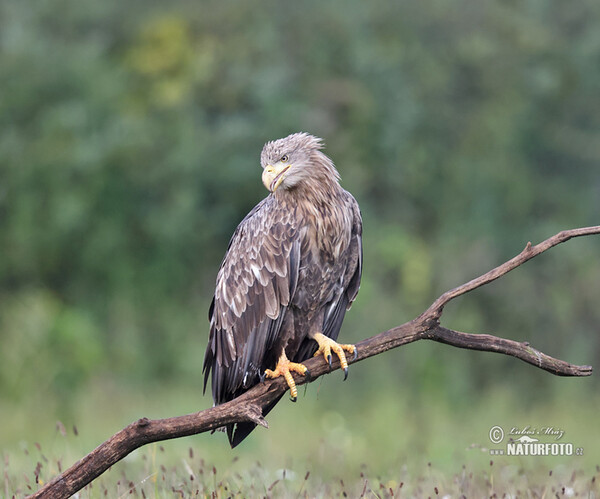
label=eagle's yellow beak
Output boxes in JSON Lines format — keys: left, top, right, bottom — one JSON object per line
{"left": 262, "top": 163, "right": 291, "bottom": 192}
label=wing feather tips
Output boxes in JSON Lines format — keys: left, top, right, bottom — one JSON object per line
{"left": 345, "top": 194, "right": 363, "bottom": 307}
{"left": 263, "top": 280, "right": 278, "bottom": 319}
{"left": 345, "top": 233, "right": 362, "bottom": 307}
{"left": 204, "top": 302, "right": 289, "bottom": 407}
{"left": 288, "top": 239, "right": 301, "bottom": 297}
{"left": 276, "top": 273, "right": 290, "bottom": 306}
{"left": 201, "top": 345, "right": 212, "bottom": 395}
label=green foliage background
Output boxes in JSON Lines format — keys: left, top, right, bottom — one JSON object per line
{"left": 1, "top": 0, "right": 599, "bottom": 495}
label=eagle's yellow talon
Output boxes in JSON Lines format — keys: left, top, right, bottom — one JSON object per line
{"left": 264, "top": 352, "right": 308, "bottom": 401}
{"left": 314, "top": 344, "right": 333, "bottom": 366}
{"left": 312, "top": 332, "right": 356, "bottom": 378}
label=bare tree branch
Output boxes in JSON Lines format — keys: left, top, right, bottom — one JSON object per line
{"left": 424, "top": 226, "right": 600, "bottom": 318}
{"left": 29, "top": 226, "right": 599, "bottom": 499}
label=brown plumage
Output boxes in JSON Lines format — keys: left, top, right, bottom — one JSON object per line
{"left": 203, "top": 133, "right": 362, "bottom": 447}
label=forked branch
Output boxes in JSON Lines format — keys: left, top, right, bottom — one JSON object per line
{"left": 29, "top": 226, "right": 599, "bottom": 499}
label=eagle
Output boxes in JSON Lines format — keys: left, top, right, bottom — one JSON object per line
{"left": 203, "top": 133, "right": 362, "bottom": 447}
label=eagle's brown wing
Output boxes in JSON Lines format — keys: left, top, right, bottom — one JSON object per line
{"left": 324, "top": 192, "right": 362, "bottom": 335}
{"left": 203, "top": 196, "right": 301, "bottom": 406}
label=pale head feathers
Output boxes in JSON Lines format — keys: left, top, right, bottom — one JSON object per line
{"left": 260, "top": 132, "right": 340, "bottom": 191}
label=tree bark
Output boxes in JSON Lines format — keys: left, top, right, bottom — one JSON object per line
{"left": 29, "top": 226, "right": 599, "bottom": 499}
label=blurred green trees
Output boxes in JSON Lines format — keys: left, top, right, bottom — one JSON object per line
{"left": 1, "top": 0, "right": 599, "bottom": 413}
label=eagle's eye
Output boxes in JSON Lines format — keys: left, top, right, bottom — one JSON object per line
{"left": 280, "top": 154, "right": 289, "bottom": 163}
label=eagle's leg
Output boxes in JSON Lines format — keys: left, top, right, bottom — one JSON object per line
{"left": 264, "top": 351, "right": 309, "bottom": 402}
{"left": 311, "top": 332, "right": 357, "bottom": 380}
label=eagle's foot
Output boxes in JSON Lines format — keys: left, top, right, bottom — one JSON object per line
{"left": 312, "top": 332, "right": 356, "bottom": 380}
{"left": 264, "top": 352, "right": 309, "bottom": 402}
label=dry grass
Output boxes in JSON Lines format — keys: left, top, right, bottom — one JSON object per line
{"left": 4, "top": 434, "right": 600, "bottom": 498}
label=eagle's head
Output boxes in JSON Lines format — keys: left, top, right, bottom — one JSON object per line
{"left": 260, "top": 132, "right": 340, "bottom": 193}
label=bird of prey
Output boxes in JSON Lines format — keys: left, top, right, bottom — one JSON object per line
{"left": 203, "top": 133, "right": 362, "bottom": 447}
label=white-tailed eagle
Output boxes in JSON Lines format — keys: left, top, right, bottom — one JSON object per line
{"left": 203, "top": 133, "right": 362, "bottom": 447}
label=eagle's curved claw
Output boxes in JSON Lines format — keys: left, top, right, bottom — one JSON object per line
{"left": 264, "top": 352, "right": 309, "bottom": 401}
{"left": 312, "top": 332, "right": 356, "bottom": 378}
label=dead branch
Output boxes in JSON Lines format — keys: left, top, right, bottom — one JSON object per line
{"left": 29, "top": 226, "right": 599, "bottom": 499}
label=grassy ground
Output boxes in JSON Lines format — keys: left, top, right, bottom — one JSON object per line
{"left": 3, "top": 377, "right": 600, "bottom": 497}
{"left": 7, "top": 444, "right": 599, "bottom": 498}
